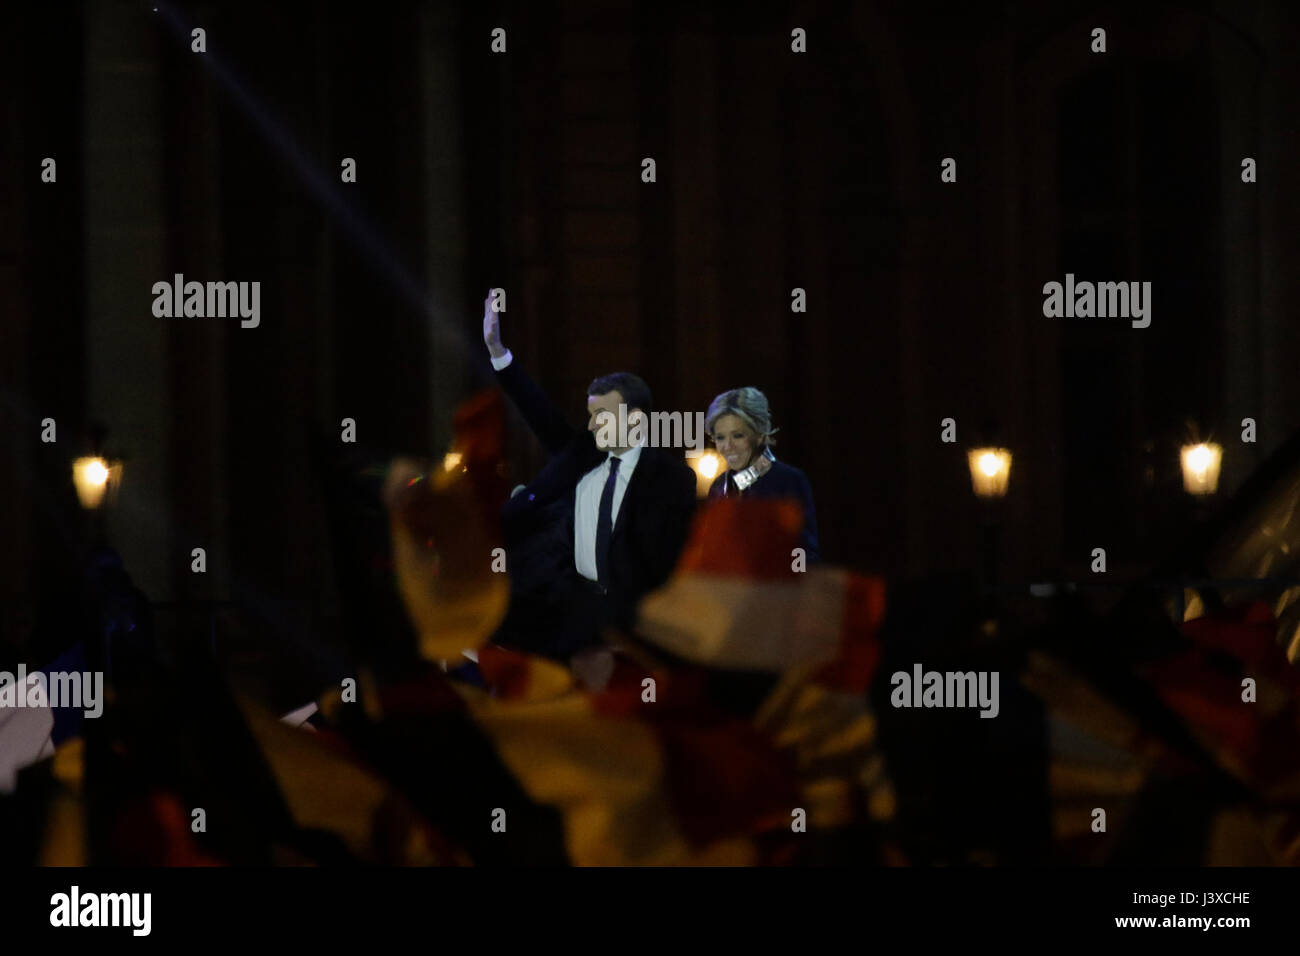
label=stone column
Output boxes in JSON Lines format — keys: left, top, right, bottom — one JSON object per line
{"left": 83, "top": 0, "right": 173, "bottom": 599}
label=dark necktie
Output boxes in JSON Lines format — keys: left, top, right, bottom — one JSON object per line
{"left": 595, "top": 456, "right": 621, "bottom": 590}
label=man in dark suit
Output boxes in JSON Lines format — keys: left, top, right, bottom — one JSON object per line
{"left": 482, "top": 294, "right": 697, "bottom": 668}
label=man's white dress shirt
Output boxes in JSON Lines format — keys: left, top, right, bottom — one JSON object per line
{"left": 492, "top": 349, "right": 643, "bottom": 581}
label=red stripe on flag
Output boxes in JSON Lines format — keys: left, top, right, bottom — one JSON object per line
{"left": 815, "top": 573, "right": 887, "bottom": 692}
{"left": 478, "top": 645, "right": 540, "bottom": 699}
{"left": 675, "top": 498, "right": 804, "bottom": 579}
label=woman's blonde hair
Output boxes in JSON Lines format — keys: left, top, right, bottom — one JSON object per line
{"left": 706, "top": 387, "right": 777, "bottom": 446}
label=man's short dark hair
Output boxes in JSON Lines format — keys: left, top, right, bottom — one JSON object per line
{"left": 588, "top": 372, "right": 653, "bottom": 413}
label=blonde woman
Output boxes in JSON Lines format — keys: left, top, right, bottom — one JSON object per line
{"left": 706, "top": 387, "right": 819, "bottom": 561}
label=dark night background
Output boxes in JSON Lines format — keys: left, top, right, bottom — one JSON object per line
{"left": 2, "top": 0, "right": 1298, "bottom": 691}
